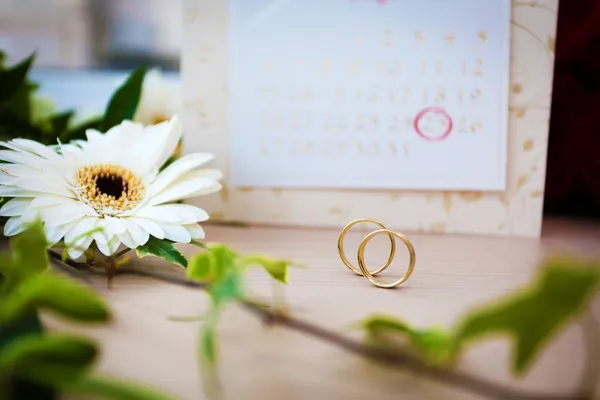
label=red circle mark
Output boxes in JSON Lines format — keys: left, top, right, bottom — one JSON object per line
{"left": 413, "top": 106, "right": 453, "bottom": 142}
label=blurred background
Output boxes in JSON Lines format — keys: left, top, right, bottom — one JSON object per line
{"left": 0, "top": 0, "right": 180, "bottom": 70}
{"left": 0, "top": 0, "right": 180, "bottom": 112}
{"left": 0, "top": 0, "right": 599, "bottom": 223}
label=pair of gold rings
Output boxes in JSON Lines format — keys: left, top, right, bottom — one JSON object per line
{"left": 337, "top": 219, "right": 416, "bottom": 289}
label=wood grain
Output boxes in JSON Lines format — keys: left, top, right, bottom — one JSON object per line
{"left": 52, "top": 217, "right": 600, "bottom": 399}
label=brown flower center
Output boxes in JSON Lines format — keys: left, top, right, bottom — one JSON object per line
{"left": 75, "top": 164, "right": 145, "bottom": 214}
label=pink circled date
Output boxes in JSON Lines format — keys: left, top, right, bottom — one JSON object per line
{"left": 413, "top": 106, "right": 453, "bottom": 142}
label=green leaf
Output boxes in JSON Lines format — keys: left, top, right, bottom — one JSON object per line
{"left": 187, "top": 252, "right": 214, "bottom": 283}
{"left": 12, "top": 220, "right": 49, "bottom": 275}
{"left": 354, "top": 257, "right": 600, "bottom": 375}
{"left": 30, "top": 95, "right": 58, "bottom": 130}
{"left": 210, "top": 272, "right": 244, "bottom": 308}
{"left": 0, "top": 53, "right": 35, "bottom": 102}
{"left": 1, "top": 81, "right": 38, "bottom": 125}
{"left": 0, "top": 254, "right": 15, "bottom": 282}
{"left": 0, "top": 221, "right": 49, "bottom": 296}
{"left": 189, "top": 245, "right": 245, "bottom": 374}
{"left": 49, "top": 110, "right": 74, "bottom": 137}
{"left": 136, "top": 237, "right": 187, "bottom": 268}
{"left": 64, "top": 375, "right": 176, "bottom": 400}
{"left": 102, "top": 65, "right": 147, "bottom": 131}
{"left": 9, "top": 378, "right": 56, "bottom": 400}
{"left": 0, "top": 104, "right": 44, "bottom": 141}
{"left": 189, "top": 245, "right": 245, "bottom": 308}
{"left": 356, "top": 314, "right": 454, "bottom": 365}
{"left": 0, "top": 287, "right": 55, "bottom": 400}
{"left": 453, "top": 257, "right": 600, "bottom": 375}
{"left": 358, "top": 313, "right": 413, "bottom": 335}
{"left": 209, "top": 244, "right": 237, "bottom": 279}
{"left": 187, "top": 244, "right": 237, "bottom": 284}
{"left": 200, "top": 327, "right": 217, "bottom": 366}
{"left": 190, "top": 239, "right": 206, "bottom": 248}
{"left": 241, "top": 254, "right": 305, "bottom": 284}
{"left": 0, "top": 272, "right": 111, "bottom": 324}
{"left": 60, "top": 116, "right": 103, "bottom": 143}
{"left": 0, "top": 309, "right": 42, "bottom": 353}
{"left": 264, "top": 260, "right": 289, "bottom": 283}
{"left": 0, "top": 334, "right": 97, "bottom": 384}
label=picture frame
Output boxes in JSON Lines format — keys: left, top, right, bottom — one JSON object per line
{"left": 181, "top": 0, "right": 558, "bottom": 237}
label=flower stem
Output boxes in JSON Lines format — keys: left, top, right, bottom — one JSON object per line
{"left": 110, "top": 248, "right": 131, "bottom": 261}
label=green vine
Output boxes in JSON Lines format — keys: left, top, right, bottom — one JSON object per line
{"left": 47, "top": 244, "right": 600, "bottom": 400}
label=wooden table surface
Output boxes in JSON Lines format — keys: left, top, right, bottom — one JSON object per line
{"left": 52, "top": 217, "right": 600, "bottom": 400}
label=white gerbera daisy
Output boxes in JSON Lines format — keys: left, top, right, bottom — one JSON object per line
{"left": 0, "top": 115, "right": 222, "bottom": 259}
{"left": 133, "top": 68, "right": 181, "bottom": 126}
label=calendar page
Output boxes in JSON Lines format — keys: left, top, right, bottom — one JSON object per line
{"left": 227, "top": 0, "right": 511, "bottom": 190}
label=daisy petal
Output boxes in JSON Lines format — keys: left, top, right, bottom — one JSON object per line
{"left": 127, "top": 217, "right": 165, "bottom": 240}
{"left": 0, "top": 163, "right": 40, "bottom": 177}
{"left": 9, "top": 138, "right": 62, "bottom": 161}
{"left": 80, "top": 122, "right": 143, "bottom": 167}
{"left": 92, "top": 217, "right": 126, "bottom": 244}
{"left": 183, "top": 223, "right": 205, "bottom": 239}
{"left": 21, "top": 206, "right": 42, "bottom": 224}
{"left": 95, "top": 240, "right": 110, "bottom": 255}
{"left": 147, "top": 153, "right": 215, "bottom": 198}
{"left": 144, "top": 115, "right": 183, "bottom": 170}
{"left": 84, "top": 129, "right": 106, "bottom": 146}
{"left": 4, "top": 217, "right": 26, "bottom": 236}
{"left": 0, "top": 150, "right": 44, "bottom": 169}
{"left": 92, "top": 230, "right": 109, "bottom": 245}
{"left": 31, "top": 195, "right": 75, "bottom": 208}
{"left": 117, "top": 229, "right": 138, "bottom": 249}
{"left": 76, "top": 117, "right": 182, "bottom": 180}
{"left": 121, "top": 218, "right": 150, "bottom": 247}
{"left": 11, "top": 177, "right": 72, "bottom": 197}
{"left": 65, "top": 217, "right": 98, "bottom": 245}
{"left": 95, "top": 235, "right": 122, "bottom": 256}
{"left": 158, "top": 223, "right": 191, "bottom": 243}
{"left": 0, "top": 173, "right": 17, "bottom": 186}
{"left": 44, "top": 203, "right": 96, "bottom": 226}
{"left": 131, "top": 204, "right": 209, "bottom": 224}
{"left": 149, "top": 177, "right": 220, "bottom": 205}
{"left": 0, "top": 186, "right": 43, "bottom": 197}
{"left": 67, "top": 234, "right": 94, "bottom": 260}
{"left": 190, "top": 169, "right": 223, "bottom": 181}
{"left": 105, "top": 217, "right": 127, "bottom": 236}
{"left": 0, "top": 198, "right": 33, "bottom": 217}
{"left": 45, "top": 220, "right": 78, "bottom": 245}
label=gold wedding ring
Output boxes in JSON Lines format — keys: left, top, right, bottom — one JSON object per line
{"left": 338, "top": 219, "right": 416, "bottom": 289}
{"left": 338, "top": 218, "right": 396, "bottom": 276}
{"left": 358, "top": 229, "right": 416, "bottom": 289}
